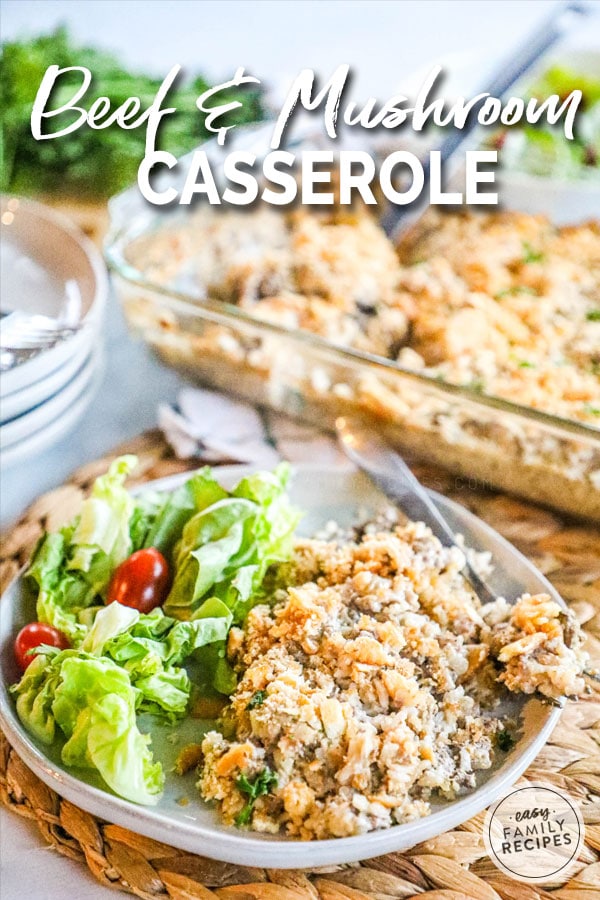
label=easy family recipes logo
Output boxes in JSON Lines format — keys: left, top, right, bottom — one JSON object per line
{"left": 30, "top": 63, "right": 583, "bottom": 207}
{"left": 484, "top": 783, "right": 585, "bottom": 884}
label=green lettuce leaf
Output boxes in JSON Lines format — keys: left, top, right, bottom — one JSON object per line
{"left": 129, "top": 668, "right": 190, "bottom": 720}
{"left": 165, "top": 499, "right": 255, "bottom": 617}
{"left": 55, "top": 656, "right": 164, "bottom": 804}
{"left": 164, "top": 463, "right": 299, "bottom": 623}
{"left": 13, "top": 653, "right": 61, "bottom": 744}
{"left": 69, "top": 455, "right": 137, "bottom": 574}
{"left": 81, "top": 601, "right": 139, "bottom": 654}
{"left": 28, "top": 533, "right": 89, "bottom": 643}
{"left": 26, "top": 456, "right": 139, "bottom": 642}
{"left": 142, "top": 468, "right": 228, "bottom": 562}
{"left": 99, "top": 603, "right": 233, "bottom": 665}
{"left": 128, "top": 490, "right": 166, "bottom": 552}
{"left": 11, "top": 649, "right": 164, "bottom": 805}
{"left": 80, "top": 603, "right": 233, "bottom": 718}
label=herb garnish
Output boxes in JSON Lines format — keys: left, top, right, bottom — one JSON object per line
{"left": 235, "top": 767, "right": 278, "bottom": 826}
{"left": 586, "top": 310, "right": 600, "bottom": 322}
{"left": 246, "top": 690, "right": 267, "bottom": 710}
{"left": 467, "top": 378, "right": 486, "bottom": 394}
{"left": 0, "top": 27, "right": 263, "bottom": 196}
{"left": 496, "top": 730, "right": 516, "bottom": 752}
{"left": 495, "top": 286, "right": 537, "bottom": 300}
{"left": 522, "top": 242, "right": 545, "bottom": 264}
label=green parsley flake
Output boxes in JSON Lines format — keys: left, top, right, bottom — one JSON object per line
{"left": 467, "top": 379, "right": 485, "bottom": 394}
{"left": 495, "top": 286, "right": 538, "bottom": 300}
{"left": 496, "top": 730, "right": 516, "bottom": 752}
{"left": 235, "top": 767, "right": 278, "bottom": 826}
{"left": 246, "top": 690, "right": 267, "bottom": 710}
{"left": 522, "top": 242, "right": 545, "bottom": 264}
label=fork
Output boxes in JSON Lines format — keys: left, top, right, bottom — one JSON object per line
{"left": 336, "top": 415, "right": 498, "bottom": 604}
{"left": 336, "top": 416, "right": 599, "bottom": 699}
{"left": 0, "top": 312, "right": 81, "bottom": 370}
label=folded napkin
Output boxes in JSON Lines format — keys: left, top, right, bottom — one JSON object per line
{"left": 159, "top": 387, "right": 347, "bottom": 467}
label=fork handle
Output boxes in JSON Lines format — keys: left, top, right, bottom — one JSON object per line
{"left": 337, "top": 418, "right": 498, "bottom": 604}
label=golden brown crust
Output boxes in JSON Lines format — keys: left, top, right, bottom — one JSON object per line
{"left": 197, "top": 524, "right": 586, "bottom": 839}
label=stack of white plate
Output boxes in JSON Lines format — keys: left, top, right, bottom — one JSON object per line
{"left": 1, "top": 197, "right": 108, "bottom": 468}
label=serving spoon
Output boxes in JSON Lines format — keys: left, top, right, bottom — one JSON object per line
{"left": 380, "top": 0, "right": 593, "bottom": 238}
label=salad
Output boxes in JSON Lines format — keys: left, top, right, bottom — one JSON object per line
{"left": 491, "top": 64, "right": 600, "bottom": 180}
{"left": 10, "top": 457, "right": 298, "bottom": 805}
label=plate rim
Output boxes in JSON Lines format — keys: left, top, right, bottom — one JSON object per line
{"left": 0, "top": 463, "right": 563, "bottom": 867}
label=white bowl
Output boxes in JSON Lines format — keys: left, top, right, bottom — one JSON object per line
{"left": 1, "top": 339, "right": 91, "bottom": 423}
{"left": 0, "top": 351, "right": 104, "bottom": 469}
{"left": 1, "top": 348, "right": 99, "bottom": 450}
{"left": 0, "top": 196, "right": 108, "bottom": 397}
{"left": 497, "top": 48, "right": 600, "bottom": 224}
{"left": 397, "top": 47, "right": 600, "bottom": 224}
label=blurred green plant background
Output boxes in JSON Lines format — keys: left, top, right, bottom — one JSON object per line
{"left": 0, "top": 27, "right": 264, "bottom": 197}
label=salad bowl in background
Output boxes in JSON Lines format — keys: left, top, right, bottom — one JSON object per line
{"left": 396, "top": 46, "right": 600, "bottom": 223}
{"left": 495, "top": 48, "right": 600, "bottom": 224}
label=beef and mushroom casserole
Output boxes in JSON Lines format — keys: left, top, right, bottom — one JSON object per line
{"left": 119, "top": 206, "right": 600, "bottom": 518}
{"left": 196, "top": 514, "right": 586, "bottom": 838}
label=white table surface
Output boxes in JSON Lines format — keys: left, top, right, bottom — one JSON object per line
{"left": 1, "top": 1, "right": 599, "bottom": 897}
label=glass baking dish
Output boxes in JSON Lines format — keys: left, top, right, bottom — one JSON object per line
{"left": 105, "top": 126, "right": 600, "bottom": 521}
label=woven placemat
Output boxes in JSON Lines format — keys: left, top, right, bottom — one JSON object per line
{"left": 1, "top": 430, "right": 599, "bottom": 900}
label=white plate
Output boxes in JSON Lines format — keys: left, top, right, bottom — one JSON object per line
{"left": 0, "top": 465, "right": 562, "bottom": 868}
{"left": 0, "top": 196, "right": 107, "bottom": 397}
{"left": 1, "top": 348, "right": 99, "bottom": 449}
{"left": 1, "top": 339, "right": 92, "bottom": 424}
{"left": 0, "top": 353, "right": 104, "bottom": 469}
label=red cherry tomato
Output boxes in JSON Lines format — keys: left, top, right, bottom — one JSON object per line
{"left": 14, "top": 622, "right": 70, "bottom": 672}
{"left": 107, "top": 547, "right": 170, "bottom": 614}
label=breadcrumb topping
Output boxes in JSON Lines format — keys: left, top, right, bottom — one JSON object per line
{"left": 131, "top": 206, "right": 599, "bottom": 425}
{"left": 198, "top": 520, "right": 586, "bottom": 839}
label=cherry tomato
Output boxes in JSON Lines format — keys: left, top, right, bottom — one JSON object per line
{"left": 14, "top": 622, "right": 70, "bottom": 673}
{"left": 107, "top": 547, "right": 170, "bottom": 613}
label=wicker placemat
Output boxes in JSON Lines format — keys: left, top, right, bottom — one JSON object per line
{"left": 1, "top": 430, "right": 599, "bottom": 899}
